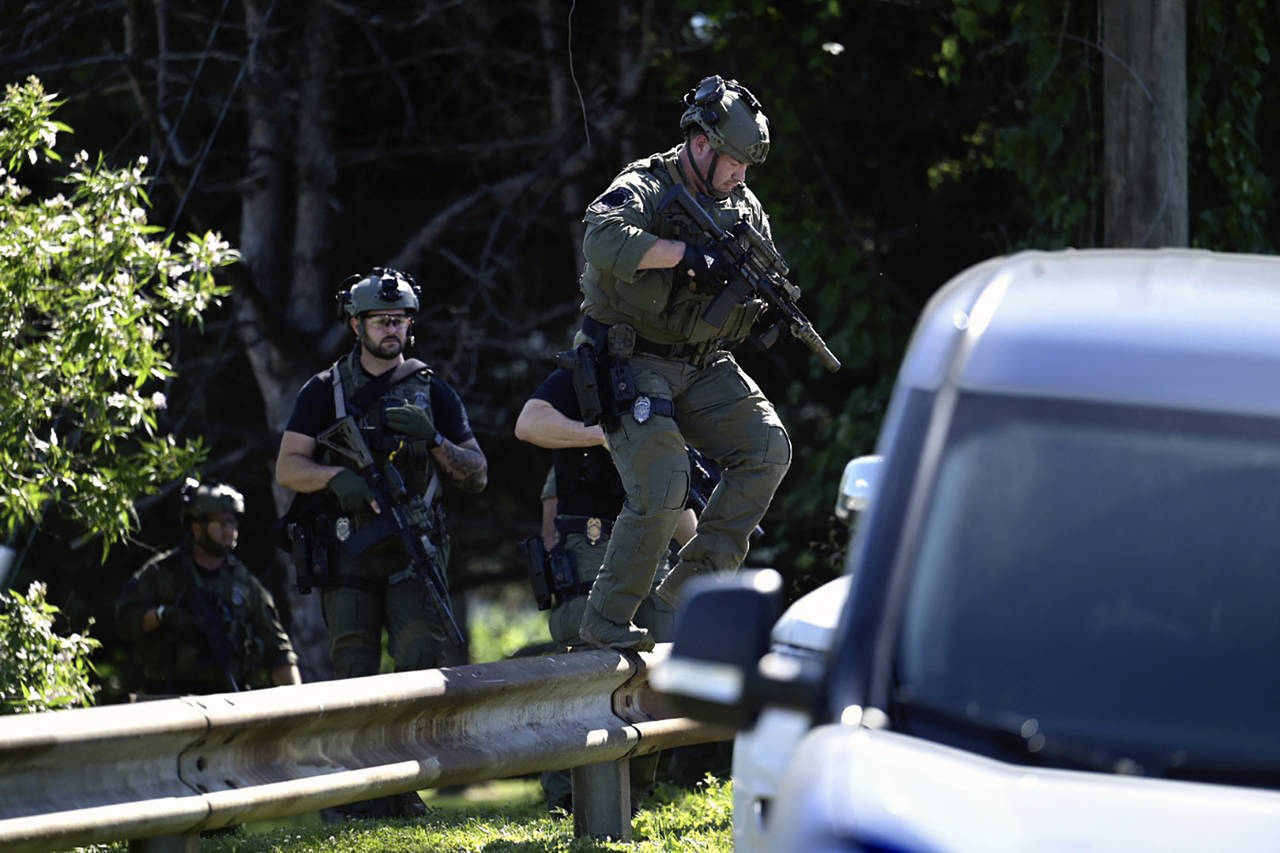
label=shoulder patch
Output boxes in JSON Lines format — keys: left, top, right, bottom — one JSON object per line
{"left": 588, "top": 186, "right": 635, "bottom": 215}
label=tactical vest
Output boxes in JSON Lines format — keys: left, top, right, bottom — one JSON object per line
{"left": 553, "top": 445, "right": 626, "bottom": 519}
{"left": 144, "top": 550, "right": 263, "bottom": 687}
{"left": 321, "top": 350, "right": 442, "bottom": 511}
{"left": 579, "top": 148, "right": 768, "bottom": 345}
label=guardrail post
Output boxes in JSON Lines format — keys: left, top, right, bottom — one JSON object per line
{"left": 571, "top": 758, "right": 631, "bottom": 841}
{"left": 128, "top": 832, "right": 199, "bottom": 852}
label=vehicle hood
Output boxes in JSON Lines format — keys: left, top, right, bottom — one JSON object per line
{"left": 770, "top": 576, "right": 851, "bottom": 653}
{"left": 771, "top": 725, "right": 1280, "bottom": 852}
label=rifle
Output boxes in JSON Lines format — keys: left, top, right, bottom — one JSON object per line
{"left": 317, "top": 415, "right": 465, "bottom": 646}
{"left": 658, "top": 183, "right": 842, "bottom": 372}
{"left": 178, "top": 585, "right": 240, "bottom": 692}
{"left": 686, "top": 447, "right": 764, "bottom": 539}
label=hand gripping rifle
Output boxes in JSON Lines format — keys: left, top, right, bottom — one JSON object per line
{"left": 317, "top": 415, "right": 465, "bottom": 646}
{"left": 658, "top": 183, "right": 842, "bottom": 372}
{"left": 177, "top": 585, "right": 240, "bottom": 692}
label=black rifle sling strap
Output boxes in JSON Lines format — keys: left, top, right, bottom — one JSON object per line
{"left": 331, "top": 356, "right": 431, "bottom": 419}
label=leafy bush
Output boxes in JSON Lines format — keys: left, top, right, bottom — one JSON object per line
{"left": 0, "top": 75, "right": 239, "bottom": 552}
{"left": 0, "top": 580, "right": 100, "bottom": 714}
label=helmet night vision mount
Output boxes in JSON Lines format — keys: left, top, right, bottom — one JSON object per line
{"left": 337, "top": 267, "right": 421, "bottom": 319}
{"left": 680, "top": 75, "right": 770, "bottom": 166}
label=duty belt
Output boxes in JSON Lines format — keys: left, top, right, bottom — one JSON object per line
{"left": 630, "top": 334, "right": 725, "bottom": 366}
{"left": 581, "top": 315, "right": 724, "bottom": 367}
{"left": 555, "top": 514, "right": 614, "bottom": 545}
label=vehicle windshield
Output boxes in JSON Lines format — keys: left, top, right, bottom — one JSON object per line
{"left": 893, "top": 392, "right": 1280, "bottom": 784}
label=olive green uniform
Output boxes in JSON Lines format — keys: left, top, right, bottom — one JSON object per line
{"left": 577, "top": 148, "right": 791, "bottom": 623}
{"left": 115, "top": 548, "right": 297, "bottom": 694}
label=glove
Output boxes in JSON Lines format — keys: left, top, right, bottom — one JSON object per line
{"left": 327, "top": 468, "right": 374, "bottom": 514}
{"left": 679, "top": 242, "right": 735, "bottom": 287}
{"left": 158, "top": 604, "right": 198, "bottom": 639}
{"left": 385, "top": 404, "right": 437, "bottom": 444}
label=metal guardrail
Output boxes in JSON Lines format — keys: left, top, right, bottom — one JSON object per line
{"left": 0, "top": 645, "right": 731, "bottom": 852}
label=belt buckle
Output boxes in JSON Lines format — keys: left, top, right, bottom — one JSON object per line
{"left": 585, "top": 517, "right": 604, "bottom": 544}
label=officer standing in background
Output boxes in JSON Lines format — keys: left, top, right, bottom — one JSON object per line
{"left": 514, "top": 365, "right": 697, "bottom": 649}
{"left": 571, "top": 74, "right": 791, "bottom": 650}
{"left": 275, "top": 267, "right": 488, "bottom": 679}
{"left": 115, "top": 480, "right": 301, "bottom": 696}
{"left": 275, "top": 267, "right": 487, "bottom": 820}
{"left": 514, "top": 364, "right": 697, "bottom": 814}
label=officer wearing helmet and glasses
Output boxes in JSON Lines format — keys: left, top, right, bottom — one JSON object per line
{"left": 275, "top": 268, "right": 487, "bottom": 818}
{"left": 275, "top": 268, "right": 487, "bottom": 675}
{"left": 567, "top": 75, "right": 791, "bottom": 652}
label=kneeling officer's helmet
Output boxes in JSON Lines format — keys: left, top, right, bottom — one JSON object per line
{"left": 180, "top": 479, "right": 245, "bottom": 522}
{"left": 337, "top": 267, "right": 420, "bottom": 319}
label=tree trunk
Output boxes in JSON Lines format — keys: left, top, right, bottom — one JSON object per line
{"left": 1101, "top": 0, "right": 1187, "bottom": 247}
{"left": 239, "top": 0, "right": 334, "bottom": 683}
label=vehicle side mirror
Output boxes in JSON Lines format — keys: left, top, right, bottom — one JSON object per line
{"left": 652, "top": 569, "right": 822, "bottom": 729}
{"left": 834, "top": 454, "right": 882, "bottom": 521}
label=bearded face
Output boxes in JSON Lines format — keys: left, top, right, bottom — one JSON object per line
{"left": 193, "top": 513, "right": 239, "bottom": 558}
{"left": 355, "top": 312, "right": 412, "bottom": 359}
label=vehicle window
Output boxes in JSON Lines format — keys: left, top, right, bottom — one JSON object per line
{"left": 894, "top": 393, "right": 1280, "bottom": 781}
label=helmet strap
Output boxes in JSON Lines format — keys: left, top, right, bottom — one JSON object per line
{"left": 703, "top": 151, "right": 726, "bottom": 199}
{"left": 681, "top": 136, "right": 723, "bottom": 200}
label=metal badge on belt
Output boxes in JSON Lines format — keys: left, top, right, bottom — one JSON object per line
{"left": 335, "top": 517, "right": 352, "bottom": 541}
{"left": 632, "top": 395, "right": 652, "bottom": 424}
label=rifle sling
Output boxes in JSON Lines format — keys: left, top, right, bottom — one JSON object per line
{"left": 341, "top": 514, "right": 398, "bottom": 556}
{"left": 332, "top": 357, "right": 430, "bottom": 418}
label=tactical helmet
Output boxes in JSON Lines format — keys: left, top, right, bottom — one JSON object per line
{"left": 336, "top": 267, "right": 420, "bottom": 319}
{"left": 180, "top": 479, "right": 244, "bottom": 521}
{"left": 679, "top": 75, "right": 770, "bottom": 165}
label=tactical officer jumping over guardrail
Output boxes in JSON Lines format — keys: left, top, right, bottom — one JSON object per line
{"left": 565, "top": 74, "right": 838, "bottom": 651}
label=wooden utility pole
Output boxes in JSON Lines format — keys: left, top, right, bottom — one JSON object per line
{"left": 1101, "top": 0, "right": 1188, "bottom": 247}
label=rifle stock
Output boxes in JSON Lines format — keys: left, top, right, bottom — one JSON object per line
{"left": 317, "top": 416, "right": 465, "bottom": 646}
{"left": 658, "top": 184, "right": 842, "bottom": 372}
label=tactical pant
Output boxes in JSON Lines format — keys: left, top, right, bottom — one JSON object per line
{"left": 320, "top": 537, "right": 460, "bottom": 678}
{"left": 587, "top": 351, "right": 791, "bottom": 623}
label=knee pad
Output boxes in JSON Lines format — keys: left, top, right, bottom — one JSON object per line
{"left": 764, "top": 424, "right": 792, "bottom": 467}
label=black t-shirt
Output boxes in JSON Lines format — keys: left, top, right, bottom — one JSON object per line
{"left": 532, "top": 368, "right": 626, "bottom": 518}
{"left": 285, "top": 361, "right": 475, "bottom": 443}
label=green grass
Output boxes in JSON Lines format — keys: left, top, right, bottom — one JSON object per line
{"left": 74, "top": 776, "right": 732, "bottom": 852}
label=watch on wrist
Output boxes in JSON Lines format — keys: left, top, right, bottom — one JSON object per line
{"left": 432, "top": 432, "right": 445, "bottom": 448}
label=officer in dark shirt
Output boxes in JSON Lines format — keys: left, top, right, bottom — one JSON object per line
{"left": 277, "top": 268, "right": 487, "bottom": 681}
{"left": 515, "top": 367, "right": 694, "bottom": 647}
{"left": 516, "top": 366, "right": 695, "bottom": 813}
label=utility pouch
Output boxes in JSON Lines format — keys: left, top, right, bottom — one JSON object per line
{"left": 607, "top": 357, "right": 640, "bottom": 421}
{"left": 288, "top": 522, "right": 312, "bottom": 594}
{"left": 517, "top": 537, "right": 583, "bottom": 610}
{"left": 607, "top": 323, "right": 637, "bottom": 359}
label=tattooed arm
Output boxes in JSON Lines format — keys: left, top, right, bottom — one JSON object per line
{"left": 431, "top": 437, "right": 488, "bottom": 493}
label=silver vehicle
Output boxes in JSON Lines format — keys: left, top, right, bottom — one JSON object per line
{"left": 654, "top": 249, "right": 1280, "bottom": 850}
